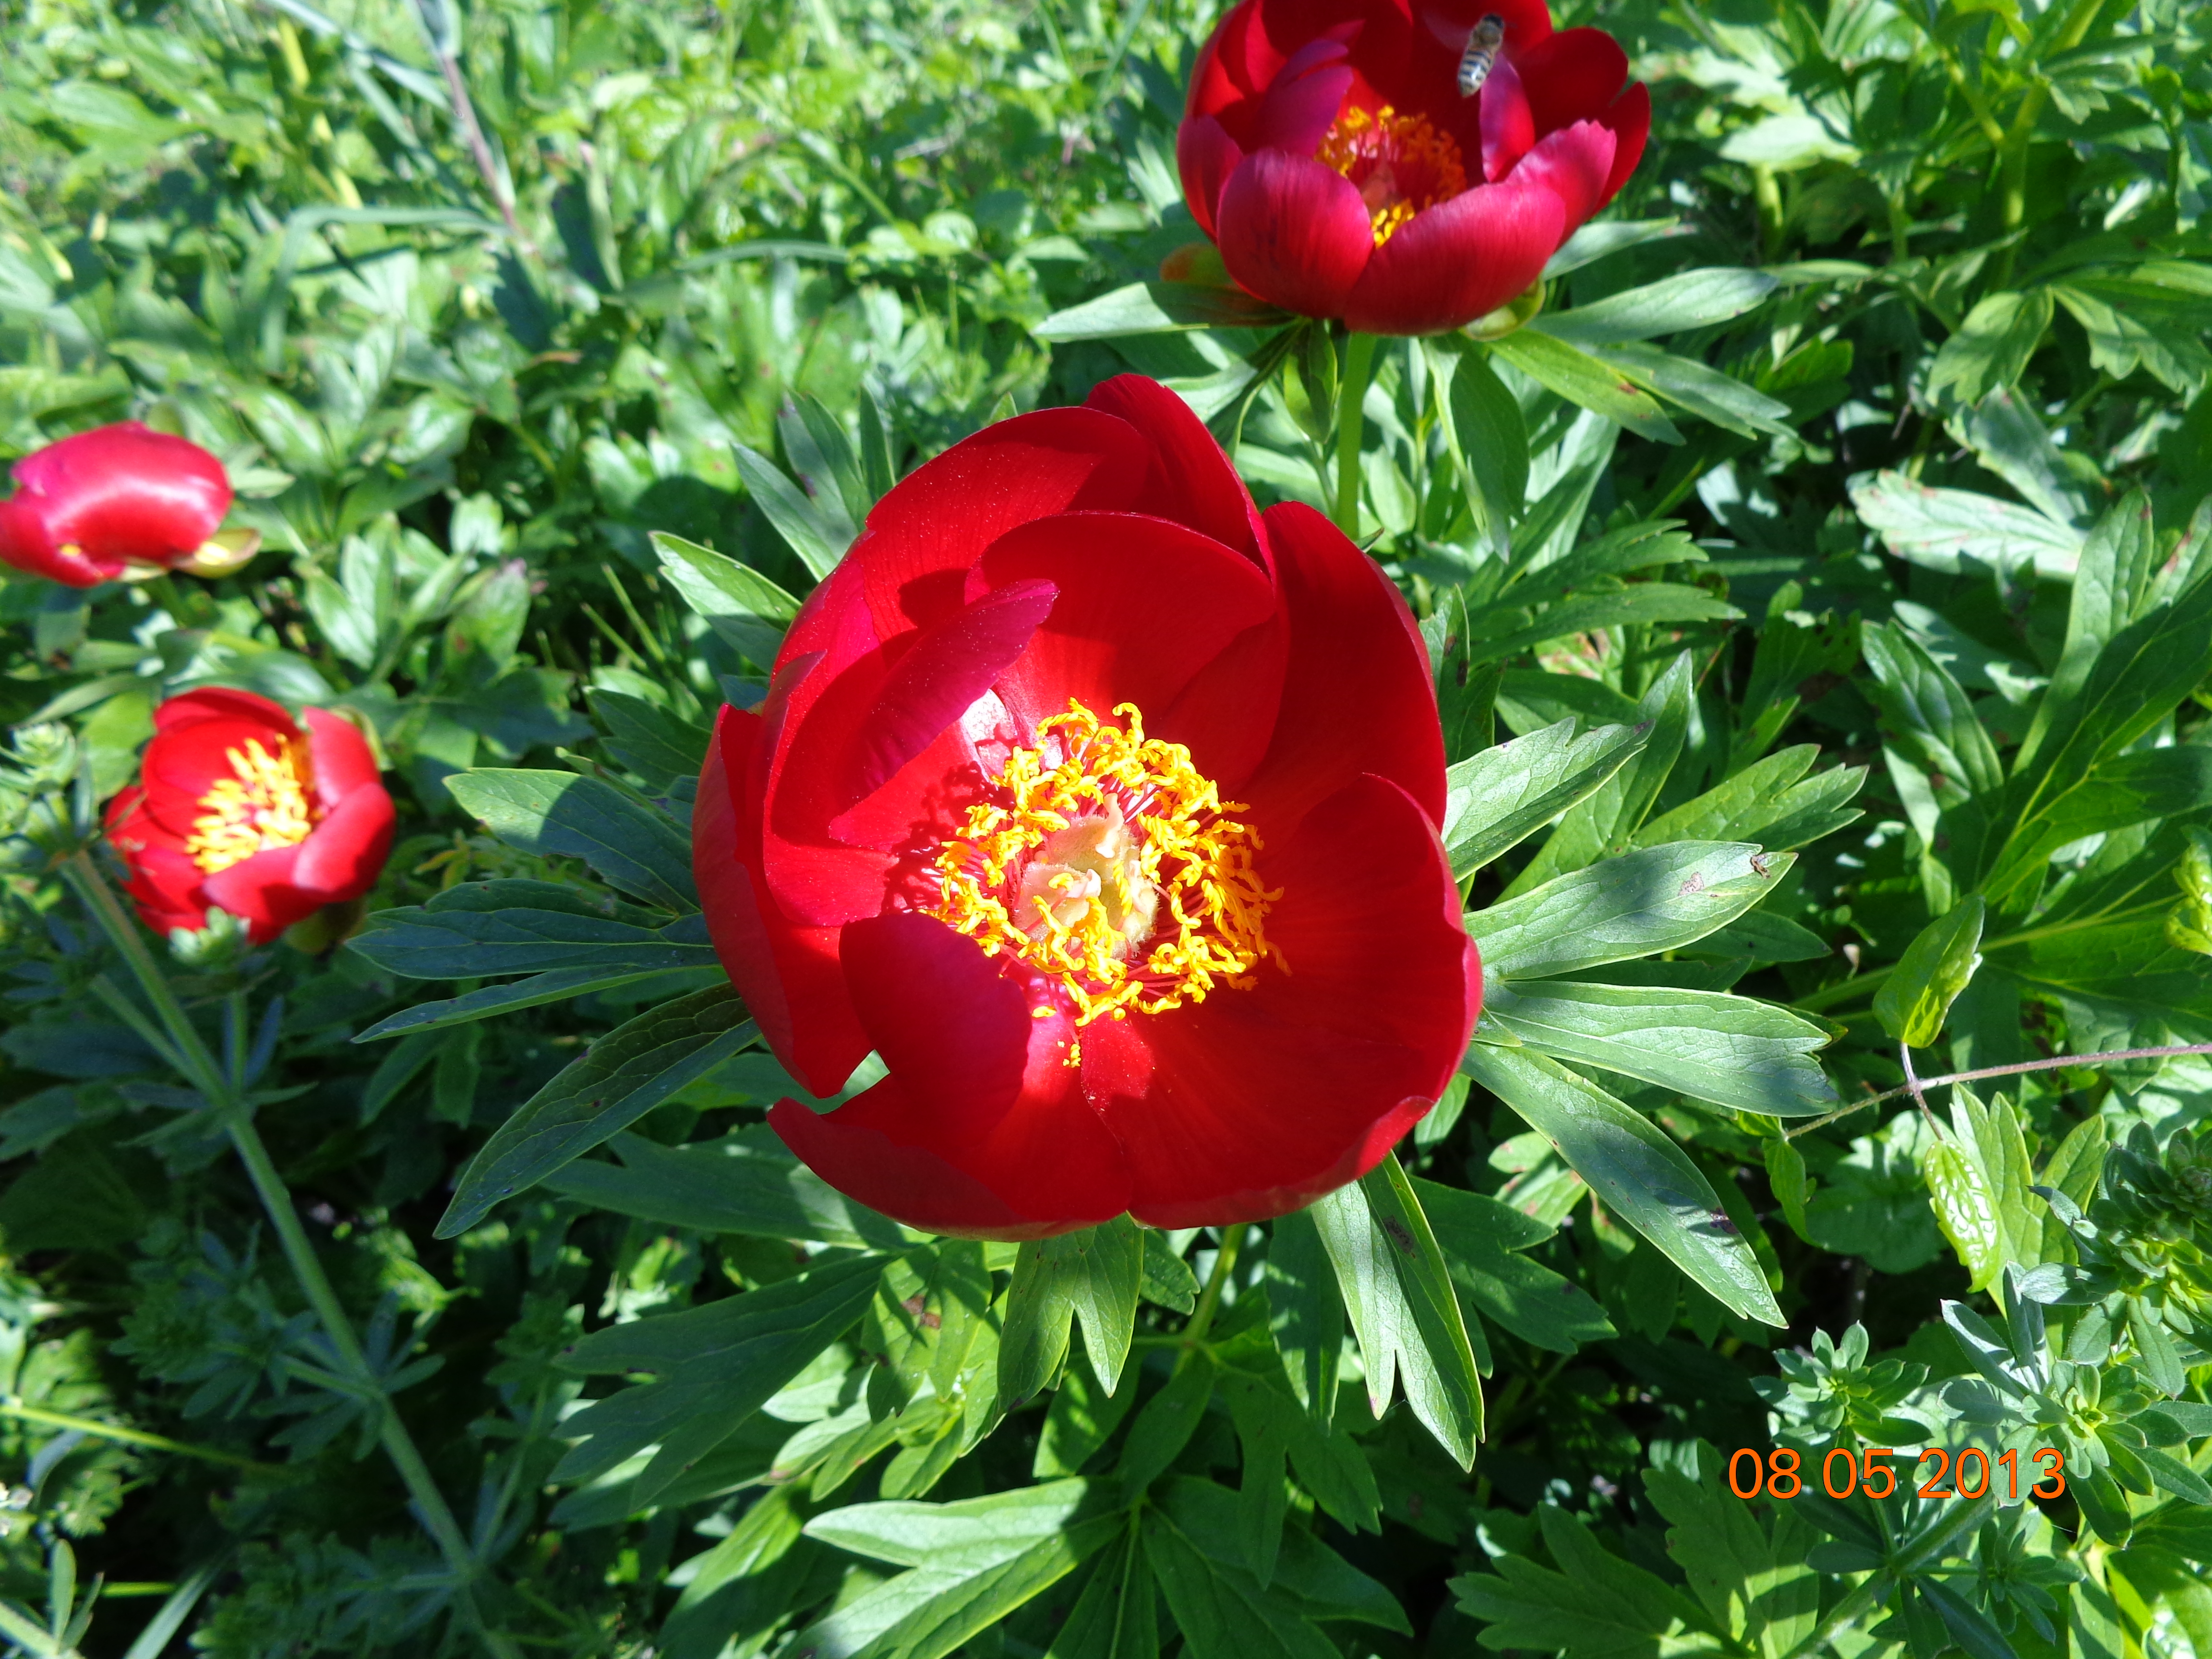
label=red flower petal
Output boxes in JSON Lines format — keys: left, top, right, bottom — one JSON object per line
{"left": 1082, "top": 375, "right": 1270, "bottom": 569}
{"left": 698, "top": 707, "right": 872, "bottom": 1096}
{"left": 155, "top": 686, "right": 293, "bottom": 735}
{"left": 1176, "top": 115, "right": 1244, "bottom": 240}
{"left": 200, "top": 841, "right": 313, "bottom": 940}
{"left": 1414, "top": 0, "right": 1553, "bottom": 53}
{"left": 0, "top": 423, "right": 230, "bottom": 584}
{"left": 972, "top": 513, "right": 1276, "bottom": 746}
{"left": 1215, "top": 149, "right": 1376, "bottom": 320}
{"left": 301, "top": 707, "right": 381, "bottom": 805}
{"left": 1088, "top": 772, "right": 1475, "bottom": 1227}
{"left": 1505, "top": 118, "right": 1617, "bottom": 236}
{"left": 772, "top": 913, "right": 1130, "bottom": 1239}
{"left": 854, "top": 409, "right": 1151, "bottom": 641}
{"left": 290, "top": 781, "right": 395, "bottom": 903}
{"left": 1238, "top": 503, "right": 1447, "bottom": 833}
{"left": 1596, "top": 80, "right": 1650, "bottom": 206}
{"left": 1512, "top": 25, "right": 1628, "bottom": 135}
{"left": 1479, "top": 56, "right": 1536, "bottom": 182}
{"left": 769, "top": 1071, "right": 1129, "bottom": 1241}
{"left": 1341, "top": 179, "right": 1562, "bottom": 334}
{"left": 1250, "top": 36, "right": 1355, "bottom": 154}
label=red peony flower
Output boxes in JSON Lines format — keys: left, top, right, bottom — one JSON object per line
{"left": 1178, "top": 0, "right": 1650, "bottom": 335}
{"left": 0, "top": 422, "right": 246, "bottom": 588}
{"left": 694, "top": 375, "right": 1480, "bottom": 1239}
{"left": 107, "top": 689, "right": 397, "bottom": 944}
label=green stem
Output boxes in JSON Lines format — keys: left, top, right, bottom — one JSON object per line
{"left": 63, "top": 853, "right": 519, "bottom": 1659}
{"left": 1777, "top": 1498, "right": 1991, "bottom": 1659}
{"left": 1785, "top": 1042, "right": 2212, "bottom": 1140}
{"left": 1332, "top": 332, "right": 1378, "bottom": 540}
{"left": 1181, "top": 1223, "right": 1249, "bottom": 1354}
{"left": 0, "top": 1398, "right": 289, "bottom": 1476}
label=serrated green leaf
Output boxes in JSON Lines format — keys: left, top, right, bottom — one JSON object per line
{"left": 1926, "top": 289, "right": 2054, "bottom": 406}
{"left": 437, "top": 985, "right": 757, "bottom": 1236}
{"left": 732, "top": 442, "right": 850, "bottom": 581}
{"left": 1463, "top": 1046, "right": 1782, "bottom": 1325}
{"left": 1035, "top": 1347, "right": 1140, "bottom": 1478}
{"left": 1156, "top": 1478, "right": 1405, "bottom": 1631}
{"left": 1140, "top": 1504, "right": 1339, "bottom": 1659}
{"left": 1415, "top": 1178, "right": 1614, "bottom": 1353}
{"left": 1645, "top": 1462, "right": 1819, "bottom": 1658}
{"left": 999, "top": 1216, "right": 1144, "bottom": 1403}
{"left": 1305, "top": 1153, "right": 1482, "bottom": 1466}
{"left": 1117, "top": 1350, "right": 1216, "bottom": 1494}
{"left": 1263, "top": 1207, "right": 1343, "bottom": 1423}
{"left": 552, "top": 1255, "right": 882, "bottom": 1499}
{"left": 1452, "top": 1504, "right": 1723, "bottom": 1659}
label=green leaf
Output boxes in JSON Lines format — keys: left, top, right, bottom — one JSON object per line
{"left": 1541, "top": 269, "right": 1778, "bottom": 346}
{"left": 1471, "top": 842, "right": 1793, "bottom": 981}
{"left": 1262, "top": 1207, "right": 1343, "bottom": 1422}
{"left": 552, "top": 1255, "right": 883, "bottom": 1498}
{"left": 1480, "top": 981, "right": 1836, "bottom": 1117}
{"left": 1213, "top": 1345, "right": 1380, "bottom": 1534}
{"left": 1035, "top": 1347, "right": 1141, "bottom": 1478}
{"left": 660, "top": 1487, "right": 811, "bottom": 1659}
{"left": 445, "top": 769, "right": 699, "bottom": 912}
{"left": 1139, "top": 1232, "right": 1198, "bottom": 1314}
{"left": 1031, "top": 280, "right": 1291, "bottom": 341}
{"left": 541, "top": 1127, "right": 914, "bottom": 1249}
{"left": 1452, "top": 1504, "right": 1722, "bottom": 1659}
{"left": 436, "top": 984, "right": 757, "bottom": 1237}
{"left": 1431, "top": 342, "right": 1530, "bottom": 557}
{"left": 1926, "top": 289, "right": 2055, "bottom": 406}
{"left": 1489, "top": 329, "right": 1683, "bottom": 444}
{"left": 1462, "top": 1046, "right": 1782, "bottom": 1326}
{"left": 1873, "top": 897, "right": 1986, "bottom": 1047}
{"left": 1415, "top": 1179, "right": 1614, "bottom": 1353}
{"left": 1048, "top": 1529, "right": 1159, "bottom": 1659}
{"left": 651, "top": 529, "right": 802, "bottom": 668}
{"left": 1505, "top": 654, "right": 1694, "bottom": 892}
{"left": 1849, "top": 470, "right": 2083, "bottom": 582}
{"left": 1117, "top": 1350, "right": 1217, "bottom": 1493}
{"left": 1155, "top": 1478, "right": 1404, "bottom": 1631}
{"left": 591, "top": 687, "right": 711, "bottom": 784}
{"left": 348, "top": 887, "right": 714, "bottom": 982}
{"left": 797, "top": 1480, "right": 1123, "bottom": 1659}
{"left": 1645, "top": 1461, "right": 1819, "bottom": 1658}
{"left": 1764, "top": 1139, "right": 1812, "bottom": 1242}
{"left": 1589, "top": 340, "right": 1794, "bottom": 438}
{"left": 1542, "top": 218, "right": 1688, "bottom": 280}
{"left": 1306, "top": 1153, "right": 1483, "bottom": 1466}
{"left": 1141, "top": 1504, "right": 1339, "bottom": 1659}
{"left": 732, "top": 443, "right": 851, "bottom": 581}
{"left": 1632, "top": 747, "right": 1865, "bottom": 854}
{"left": 999, "top": 1216, "right": 1145, "bottom": 1403}
{"left": 1441, "top": 720, "right": 1650, "bottom": 877}
{"left": 1924, "top": 1141, "right": 2003, "bottom": 1292}
{"left": 356, "top": 965, "right": 714, "bottom": 1040}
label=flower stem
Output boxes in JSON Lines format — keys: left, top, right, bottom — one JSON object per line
{"left": 1332, "top": 331, "right": 1379, "bottom": 539}
{"left": 62, "top": 852, "right": 520, "bottom": 1659}
{"left": 1785, "top": 1042, "right": 2212, "bottom": 1140}
{"left": 1181, "top": 1222, "right": 1248, "bottom": 1355}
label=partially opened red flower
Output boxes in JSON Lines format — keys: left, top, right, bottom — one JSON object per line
{"left": 107, "top": 690, "right": 396, "bottom": 944}
{"left": 1178, "top": 0, "right": 1649, "bottom": 335}
{"left": 0, "top": 422, "right": 248, "bottom": 588}
{"left": 694, "top": 375, "right": 1480, "bottom": 1239}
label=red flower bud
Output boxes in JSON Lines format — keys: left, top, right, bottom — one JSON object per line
{"left": 106, "top": 689, "right": 397, "bottom": 945}
{"left": 1178, "top": 0, "right": 1650, "bottom": 335}
{"left": 694, "top": 374, "right": 1480, "bottom": 1239}
{"left": 0, "top": 422, "right": 237, "bottom": 588}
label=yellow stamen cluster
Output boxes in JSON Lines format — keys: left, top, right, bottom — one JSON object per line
{"left": 184, "top": 737, "right": 318, "bottom": 874}
{"left": 927, "top": 699, "right": 1284, "bottom": 1033}
{"left": 1317, "top": 104, "right": 1468, "bottom": 245}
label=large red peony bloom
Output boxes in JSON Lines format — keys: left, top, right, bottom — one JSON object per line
{"left": 0, "top": 422, "right": 240, "bottom": 588}
{"left": 107, "top": 689, "right": 397, "bottom": 944}
{"left": 1178, "top": 0, "right": 1649, "bottom": 335}
{"left": 694, "top": 375, "right": 1480, "bottom": 1239}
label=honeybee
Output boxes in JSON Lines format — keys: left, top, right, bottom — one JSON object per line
{"left": 1457, "top": 12, "right": 1506, "bottom": 97}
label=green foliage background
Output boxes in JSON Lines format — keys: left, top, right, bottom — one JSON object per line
{"left": 0, "top": 0, "right": 2210, "bottom": 1653}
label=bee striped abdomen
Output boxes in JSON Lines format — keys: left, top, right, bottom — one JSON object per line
{"left": 1457, "top": 12, "right": 1506, "bottom": 97}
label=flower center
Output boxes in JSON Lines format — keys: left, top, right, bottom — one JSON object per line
{"left": 1317, "top": 104, "right": 1468, "bottom": 245}
{"left": 184, "top": 736, "right": 318, "bottom": 875}
{"left": 926, "top": 699, "right": 1284, "bottom": 1032}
